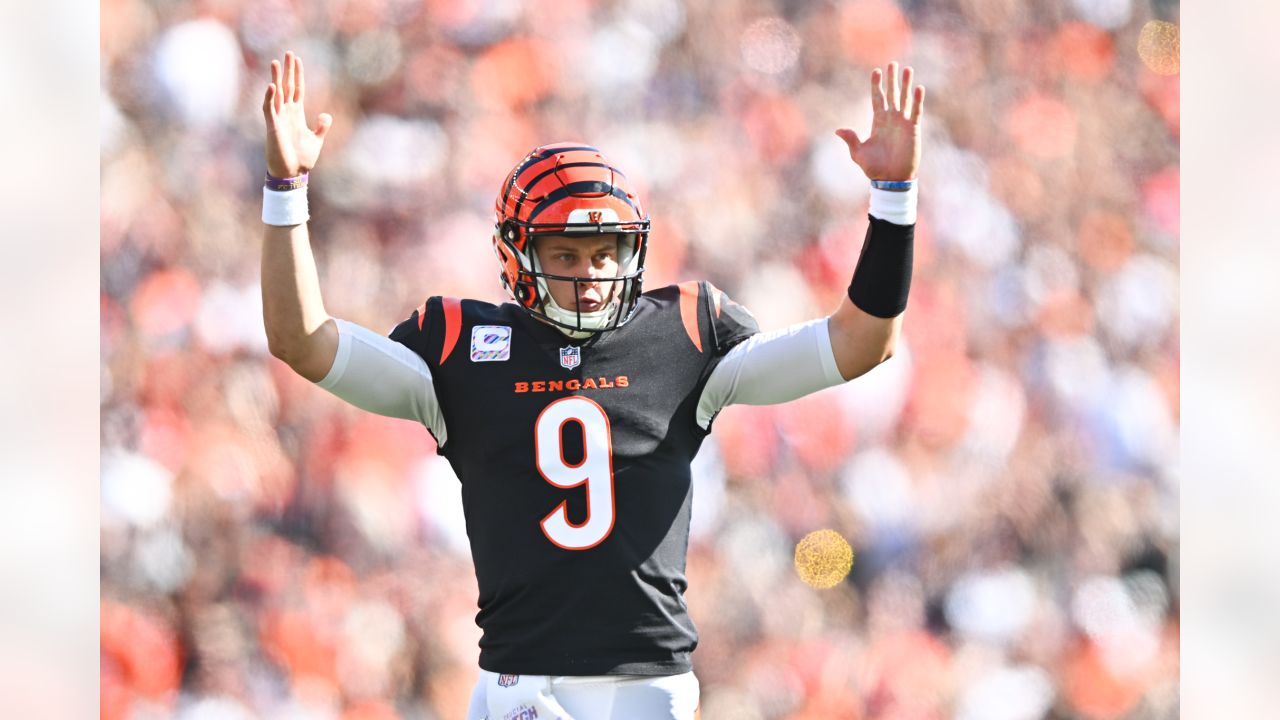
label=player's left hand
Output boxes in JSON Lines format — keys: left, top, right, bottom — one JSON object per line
{"left": 835, "top": 62, "right": 924, "bottom": 182}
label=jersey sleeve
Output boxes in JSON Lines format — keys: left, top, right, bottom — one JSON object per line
{"left": 704, "top": 282, "right": 760, "bottom": 357}
{"left": 315, "top": 317, "right": 448, "bottom": 444}
{"left": 388, "top": 298, "right": 437, "bottom": 364}
{"left": 695, "top": 318, "right": 846, "bottom": 429}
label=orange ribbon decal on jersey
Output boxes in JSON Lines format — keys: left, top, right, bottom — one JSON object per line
{"left": 440, "top": 297, "right": 462, "bottom": 364}
{"left": 678, "top": 282, "right": 703, "bottom": 353}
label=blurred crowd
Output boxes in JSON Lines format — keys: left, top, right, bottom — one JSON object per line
{"left": 101, "top": 0, "right": 1180, "bottom": 717}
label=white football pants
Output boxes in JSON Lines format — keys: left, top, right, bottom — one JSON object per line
{"left": 466, "top": 669, "right": 700, "bottom": 720}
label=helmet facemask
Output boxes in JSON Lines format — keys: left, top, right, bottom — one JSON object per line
{"left": 495, "top": 216, "right": 648, "bottom": 339}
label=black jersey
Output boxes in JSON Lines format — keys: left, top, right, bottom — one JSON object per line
{"left": 389, "top": 282, "right": 758, "bottom": 676}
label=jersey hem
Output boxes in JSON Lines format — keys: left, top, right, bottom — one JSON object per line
{"left": 479, "top": 654, "right": 692, "bottom": 677}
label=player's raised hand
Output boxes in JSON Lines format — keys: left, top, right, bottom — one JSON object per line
{"left": 262, "top": 51, "right": 333, "bottom": 178}
{"left": 835, "top": 62, "right": 924, "bottom": 183}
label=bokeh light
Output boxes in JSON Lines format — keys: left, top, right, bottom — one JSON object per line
{"left": 740, "top": 17, "right": 802, "bottom": 76}
{"left": 793, "top": 529, "right": 854, "bottom": 590}
{"left": 1138, "top": 20, "right": 1180, "bottom": 75}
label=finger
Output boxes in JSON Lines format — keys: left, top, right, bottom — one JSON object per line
{"left": 910, "top": 85, "right": 926, "bottom": 124}
{"left": 871, "top": 68, "right": 888, "bottom": 114}
{"left": 900, "top": 66, "right": 913, "bottom": 116}
{"left": 835, "top": 128, "right": 862, "bottom": 156}
{"left": 263, "top": 83, "right": 275, "bottom": 117}
{"left": 270, "top": 60, "right": 283, "bottom": 113}
{"left": 295, "top": 55, "right": 306, "bottom": 103}
{"left": 887, "top": 61, "right": 900, "bottom": 112}
{"left": 282, "top": 52, "right": 294, "bottom": 103}
{"left": 290, "top": 52, "right": 301, "bottom": 103}
{"left": 314, "top": 112, "right": 333, "bottom": 141}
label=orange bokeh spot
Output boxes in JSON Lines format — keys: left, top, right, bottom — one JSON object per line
{"left": 742, "top": 92, "right": 810, "bottom": 162}
{"left": 1054, "top": 22, "right": 1115, "bottom": 82}
{"left": 1062, "top": 640, "right": 1148, "bottom": 719}
{"left": 262, "top": 608, "right": 339, "bottom": 685}
{"left": 140, "top": 404, "right": 191, "bottom": 472}
{"left": 100, "top": 601, "right": 183, "bottom": 706}
{"left": 130, "top": 267, "right": 202, "bottom": 338}
{"left": 1007, "top": 93, "right": 1077, "bottom": 160}
{"left": 840, "top": 0, "right": 912, "bottom": 66}
{"left": 713, "top": 405, "right": 780, "bottom": 478}
{"left": 471, "top": 37, "right": 558, "bottom": 109}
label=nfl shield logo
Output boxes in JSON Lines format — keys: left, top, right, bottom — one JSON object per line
{"left": 498, "top": 674, "right": 519, "bottom": 687}
{"left": 559, "top": 345, "right": 581, "bottom": 370}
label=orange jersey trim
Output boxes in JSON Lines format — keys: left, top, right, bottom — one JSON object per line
{"left": 440, "top": 297, "right": 462, "bottom": 364}
{"left": 415, "top": 302, "right": 427, "bottom": 330}
{"left": 678, "top": 281, "right": 703, "bottom": 353}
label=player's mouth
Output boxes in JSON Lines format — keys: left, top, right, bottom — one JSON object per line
{"left": 577, "top": 297, "right": 604, "bottom": 312}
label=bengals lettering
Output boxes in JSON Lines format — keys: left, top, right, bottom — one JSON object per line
{"left": 514, "top": 376, "right": 630, "bottom": 394}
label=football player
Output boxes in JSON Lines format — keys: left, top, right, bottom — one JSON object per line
{"left": 260, "top": 51, "right": 924, "bottom": 720}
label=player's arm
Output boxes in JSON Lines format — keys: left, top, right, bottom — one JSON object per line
{"left": 260, "top": 51, "right": 338, "bottom": 382}
{"left": 258, "top": 53, "right": 448, "bottom": 440}
{"left": 828, "top": 61, "right": 924, "bottom": 381}
{"left": 697, "top": 64, "right": 923, "bottom": 428}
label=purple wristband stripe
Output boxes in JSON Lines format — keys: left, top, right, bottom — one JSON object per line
{"left": 265, "top": 172, "right": 309, "bottom": 191}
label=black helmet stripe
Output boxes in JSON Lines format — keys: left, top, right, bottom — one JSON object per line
{"left": 511, "top": 162, "right": 626, "bottom": 219}
{"left": 525, "top": 181, "right": 642, "bottom": 223}
{"left": 500, "top": 146, "right": 599, "bottom": 210}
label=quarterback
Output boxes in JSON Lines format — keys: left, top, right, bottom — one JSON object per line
{"left": 260, "top": 51, "right": 924, "bottom": 720}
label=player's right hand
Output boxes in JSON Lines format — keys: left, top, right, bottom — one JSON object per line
{"left": 262, "top": 51, "right": 333, "bottom": 178}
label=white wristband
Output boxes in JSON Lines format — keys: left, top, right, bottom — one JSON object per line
{"left": 262, "top": 186, "right": 310, "bottom": 226}
{"left": 869, "top": 185, "right": 918, "bottom": 225}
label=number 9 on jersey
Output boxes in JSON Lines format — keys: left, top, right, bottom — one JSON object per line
{"left": 534, "top": 396, "right": 617, "bottom": 550}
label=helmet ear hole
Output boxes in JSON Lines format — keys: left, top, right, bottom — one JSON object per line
{"left": 501, "top": 220, "right": 520, "bottom": 245}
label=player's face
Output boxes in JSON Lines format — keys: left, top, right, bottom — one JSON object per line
{"left": 533, "top": 234, "right": 622, "bottom": 313}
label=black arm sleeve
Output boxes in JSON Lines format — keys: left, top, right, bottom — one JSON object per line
{"left": 847, "top": 216, "right": 914, "bottom": 318}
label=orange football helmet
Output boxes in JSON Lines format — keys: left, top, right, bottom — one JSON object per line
{"left": 493, "top": 143, "right": 650, "bottom": 337}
